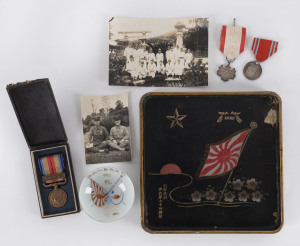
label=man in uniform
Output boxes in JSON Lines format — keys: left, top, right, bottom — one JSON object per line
{"left": 138, "top": 61, "right": 148, "bottom": 79}
{"left": 156, "top": 48, "right": 164, "bottom": 65}
{"left": 107, "top": 115, "right": 130, "bottom": 151}
{"left": 126, "top": 55, "right": 138, "bottom": 80}
{"left": 139, "top": 45, "right": 148, "bottom": 65}
{"left": 124, "top": 43, "right": 133, "bottom": 61}
{"left": 86, "top": 116, "right": 110, "bottom": 153}
{"left": 166, "top": 59, "right": 174, "bottom": 78}
{"left": 184, "top": 49, "right": 193, "bottom": 68}
{"left": 147, "top": 48, "right": 156, "bottom": 65}
{"left": 157, "top": 60, "right": 165, "bottom": 75}
{"left": 133, "top": 44, "right": 140, "bottom": 67}
{"left": 166, "top": 46, "right": 172, "bottom": 63}
{"left": 148, "top": 59, "right": 157, "bottom": 78}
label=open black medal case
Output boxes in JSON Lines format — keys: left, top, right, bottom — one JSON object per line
{"left": 7, "top": 79, "right": 80, "bottom": 218}
{"left": 140, "top": 92, "right": 283, "bottom": 233}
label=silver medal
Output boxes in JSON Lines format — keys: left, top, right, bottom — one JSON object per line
{"left": 243, "top": 61, "right": 262, "bottom": 80}
{"left": 217, "top": 64, "right": 236, "bottom": 82}
{"left": 217, "top": 19, "right": 246, "bottom": 82}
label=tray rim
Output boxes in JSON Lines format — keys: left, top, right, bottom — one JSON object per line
{"left": 139, "top": 91, "right": 283, "bottom": 234}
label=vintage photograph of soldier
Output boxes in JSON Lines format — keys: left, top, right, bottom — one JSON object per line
{"left": 109, "top": 17, "right": 208, "bottom": 87}
{"left": 80, "top": 93, "right": 131, "bottom": 164}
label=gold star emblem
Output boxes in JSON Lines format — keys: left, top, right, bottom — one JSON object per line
{"left": 166, "top": 108, "right": 187, "bottom": 128}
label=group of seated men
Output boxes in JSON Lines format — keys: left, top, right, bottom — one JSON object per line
{"left": 123, "top": 43, "right": 194, "bottom": 80}
{"left": 86, "top": 115, "right": 130, "bottom": 153}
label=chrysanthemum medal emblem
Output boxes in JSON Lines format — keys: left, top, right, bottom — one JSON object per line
{"left": 217, "top": 19, "right": 246, "bottom": 82}
{"left": 79, "top": 167, "right": 134, "bottom": 222}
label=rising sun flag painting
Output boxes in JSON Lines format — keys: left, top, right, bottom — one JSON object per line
{"left": 198, "top": 129, "right": 251, "bottom": 178}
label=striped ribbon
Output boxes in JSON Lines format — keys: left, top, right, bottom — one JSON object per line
{"left": 38, "top": 154, "right": 65, "bottom": 184}
{"left": 220, "top": 25, "right": 246, "bottom": 60}
{"left": 251, "top": 38, "right": 278, "bottom": 62}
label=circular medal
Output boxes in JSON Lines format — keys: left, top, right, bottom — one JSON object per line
{"left": 79, "top": 167, "right": 134, "bottom": 222}
{"left": 243, "top": 61, "right": 262, "bottom": 80}
{"left": 48, "top": 187, "right": 68, "bottom": 208}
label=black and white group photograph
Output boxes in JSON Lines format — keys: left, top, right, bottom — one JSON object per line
{"left": 109, "top": 17, "right": 209, "bottom": 87}
{"left": 80, "top": 93, "right": 131, "bottom": 164}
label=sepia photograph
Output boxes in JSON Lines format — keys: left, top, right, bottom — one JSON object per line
{"left": 80, "top": 93, "right": 131, "bottom": 164}
{"left": 109, "top": 17, "right": 208, "bottom": 87}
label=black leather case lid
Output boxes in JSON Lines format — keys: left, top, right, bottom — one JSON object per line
{"left": 7, "top": 79, "right": 67, "bottom": 148}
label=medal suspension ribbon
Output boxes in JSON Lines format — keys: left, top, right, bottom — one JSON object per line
{"left": 220, "top": 25, "right": 246, "bottom": 61}
{"left": 38, "top": 154, "right": 67, "bottom": 187}
{"left": 251, "top": 38, "right": 278, "bottom": 62}
{"left": 217, "top": 23, "right": 246, "bottom": 82}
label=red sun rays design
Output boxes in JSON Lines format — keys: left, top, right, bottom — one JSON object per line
{"left": 199, "top": 130, "right": 250, "bottom": 178}
{"left": 91, "top": 180, "right": 108, "bottom": 207}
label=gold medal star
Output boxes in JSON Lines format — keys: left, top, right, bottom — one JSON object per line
{"left": 166, "top": 108, "right": 187, "bottom": 128}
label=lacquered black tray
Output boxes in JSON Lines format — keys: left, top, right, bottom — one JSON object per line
{"left": 140, "top": 92, "right": 283, "bottom": 233}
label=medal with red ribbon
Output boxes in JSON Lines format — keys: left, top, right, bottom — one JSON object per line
{"left": 243, "top": 38, "right": 278, "bottom": 80}
{"left": 217, "top": 19, "right": 246, "bottom": 81}
{"left": 38, "top": 153, "right": 68, "bottom": 208}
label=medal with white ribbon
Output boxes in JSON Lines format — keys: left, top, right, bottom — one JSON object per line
{"left": 38, "top": 154, "right": 68, "bottom": 208}
{"left": 243, "top": 38, "right": 278, "bottom": 80}
{"left": 217, "top": 19, "right": 246, "bottom": 81}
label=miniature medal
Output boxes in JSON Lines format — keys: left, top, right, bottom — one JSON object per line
{"left": 217, "top": 19, "right": 246, "bottom": 81}
{"left": 79, "top": 167, "right": 134, "bottom": 222}
{"left": 38, "top": 154, "right": 68, "bottom": 208}
{"left": 244, "top": 38, "right": 278, "bottom": 80}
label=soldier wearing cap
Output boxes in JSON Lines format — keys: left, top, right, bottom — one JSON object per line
{"left": 86, "top": 116, "right": 110, "bottom": 153}
{"left": 107, "top": 115, "right": 130, "bottom": 151}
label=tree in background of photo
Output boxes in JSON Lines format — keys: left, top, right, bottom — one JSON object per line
{"left": 83, "top": 97, "right": 129, "bottom": 133}
{"left": 145, "top": 38, "right": 174, "bottom": 58}
{"left": 109, "top": 54, "right": 127, "bottom": 85}
{"left": 184, "top": 18, "right": 209, "bottom": 58}
{"left": 181, "top": 59, "right": 208, "bottom": 86}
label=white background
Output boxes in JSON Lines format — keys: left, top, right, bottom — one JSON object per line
{"left": 0, "top": 0, "right": 299, "bottom": 245}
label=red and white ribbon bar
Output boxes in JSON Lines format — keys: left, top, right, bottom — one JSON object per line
{"left": 220, "top": 25, "right": 246, "bottom": 60}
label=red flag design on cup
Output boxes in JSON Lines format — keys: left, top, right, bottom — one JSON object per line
{"left": 91, "top": 180, "right": 108, "bottom": 207}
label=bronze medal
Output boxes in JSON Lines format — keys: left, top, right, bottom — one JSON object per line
{"left": 38, "top": 154, "right": 68, "bottom": 208}
{"left": 48, "top": 186, "right": 68, "bottom": 208}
